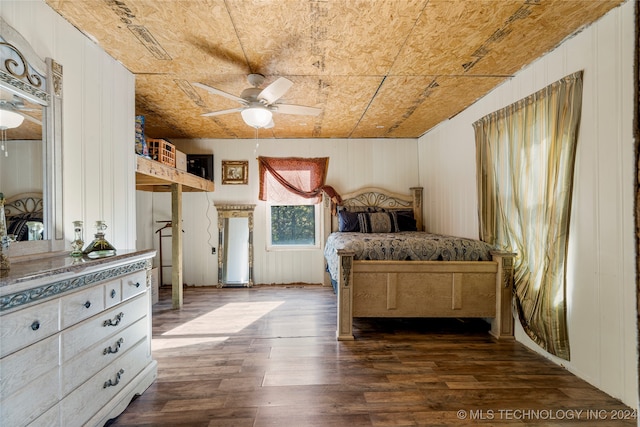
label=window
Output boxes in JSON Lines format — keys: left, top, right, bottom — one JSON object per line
{"left": 266, "top": 203, "right": 321, "bottom": 250}
{"left": 473, "top": 71, "right": 583, "bottom": 360}
{"left": 258, "top": 156, "right": 335, "bottom": 251}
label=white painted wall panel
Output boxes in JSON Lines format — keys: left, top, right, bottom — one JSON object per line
{"left": 418, "top": 1, "right": 637, "bottom": 408}
{"left": 2, "top": 1, "right": 138, "bottom": 250}
{"left": 135, "top": 191, "right": 154, "bottom": 257}
{"left": 0, "top": 141, "right": 43, "bottom": 194}
{"left": 140, "top": 138, "right": 419, "bottom": 286}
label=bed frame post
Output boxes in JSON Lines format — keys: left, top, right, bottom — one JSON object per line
{"left": 409, "top": 187, "right": 423, "bottom": 231}
{"left": 336, "top": 249, "right": 355, "bottom": 340}
{"left": 490, "top": 251, "right": 516, "bottom": 339}
{"left": 322, "top": 192, "right": 333, "bottom": 287}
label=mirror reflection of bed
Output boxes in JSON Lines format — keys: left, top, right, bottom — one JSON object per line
{"left": 4, "top": 192, "right": 44, "bottom": 241}
{"left": 0, "top": 86, "right": 45, "bottom": 242}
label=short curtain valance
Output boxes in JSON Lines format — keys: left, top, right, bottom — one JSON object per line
{"left": 258, "top": 156, "right": 340, "bottom": 206}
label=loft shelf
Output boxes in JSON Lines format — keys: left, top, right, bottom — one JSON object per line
{"left": 135, "top": 155, "right": 214, "bottom": 309}
{"left": 135, "top": 156, "right": 214, "bottom": 192}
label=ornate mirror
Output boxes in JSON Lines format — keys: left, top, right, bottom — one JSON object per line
{"left": 0, "top": 17, "right": 64, "bottom": 257}
{"left": 215, "top": 204, "right": 255, "bottom": 287}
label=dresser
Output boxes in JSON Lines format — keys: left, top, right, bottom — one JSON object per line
{"left": 0, "top": 250, "right": 157, "bottom": 427}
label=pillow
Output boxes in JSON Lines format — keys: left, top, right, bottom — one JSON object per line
{"left": 338, "top": 209, "right": 360, "bottom": 232}
{"left": 357, "top": 211, "right": 399, "bottom": 233}
{"left": 396, "top": 209, "right": 418, "bottom": 231}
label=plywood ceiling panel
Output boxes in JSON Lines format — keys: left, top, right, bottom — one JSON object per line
{"left": 391, "top": 0, "right": 525, "bottom": 76}
{"left": 44, "top": 0, "right": 625, "bottom": 140}
{"left": 352, "top": 75, "right": 507, "bottom": 138}
{"left": 225, "top": 0, "right": 426, "bottom": 76}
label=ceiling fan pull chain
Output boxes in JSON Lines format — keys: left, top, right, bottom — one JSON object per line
{"left": 253, "top": 127, "right": 260, "bottom": 158}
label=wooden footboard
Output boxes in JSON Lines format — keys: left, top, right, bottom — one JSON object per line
{"left": 335, "top": 249, "right": 515, "bottom": 341}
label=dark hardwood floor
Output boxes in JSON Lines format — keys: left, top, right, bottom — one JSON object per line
{"left": 108, "top": 285, "right": 636, "bottom": 426}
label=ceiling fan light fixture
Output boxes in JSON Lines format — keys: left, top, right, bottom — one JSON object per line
{"left": 241, "top": 106, "right": 272, "bottom": 128}
{"left": 0, "top": 108, "right": 24, "bottom": 129}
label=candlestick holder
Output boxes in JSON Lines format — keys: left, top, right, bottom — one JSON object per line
{"left": 70, "top": 220, "right": 84, "bottom": 257}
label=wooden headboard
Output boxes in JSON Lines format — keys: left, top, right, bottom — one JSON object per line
{"left": 4, "top": 192, "right": 43, "bottom": 217}
{"left": 327, "top": 187, "right": 423, "bottom": 233}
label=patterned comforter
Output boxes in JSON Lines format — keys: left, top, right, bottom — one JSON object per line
{"left": 324, "top": 231, "right": 494, "bottom": 284}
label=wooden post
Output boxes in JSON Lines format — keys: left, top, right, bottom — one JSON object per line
{"left": 336, "top": 249, "right": 355, "bottom": 340}
{"left": 490, "top": 251, "right": 516, "bottom": 339}
{"left": 171, "top": 183, "right": 183, "bottom": 309}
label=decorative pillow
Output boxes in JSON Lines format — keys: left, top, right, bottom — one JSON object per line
{"left": 395, "top": 209, "right": 418, "bottom": 231}
{"left": 357, "top": 211, "right": 399, "bottom": 233}
{"left": 338, "top": 209, "right": 360, "bottom": 232}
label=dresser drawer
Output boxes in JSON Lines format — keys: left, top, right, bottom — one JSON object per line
{"left": 121, "top": 270, "right": 147, "bottom": 300}
{"left": 30, "top": 403, "right": 60, "bottom": 427}
{"left": 60, "top": 293, "right": 148, "bottom": 363}
{"left": 61, "top": 316, "right": 148, "bottom": 396}
{"left": 0, "top": 334, "right": 60, "bottom": 401}
{"left": 60, "top": 284, "right": 105, "bottom": 329}
{"left": 104, "top": 278, "right": 122, "bottom": 308}
{"left": 0, "top": 298, "right": 59, "bottom": 358}
{"left": 60, "top": 339, "right": 150, "bottom": 427}
{"left": 0, "top": 367, "right": 59, "bottom": 427}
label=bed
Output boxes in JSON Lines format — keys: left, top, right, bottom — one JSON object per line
{"left": 322, "top": 186, "right": 515, "bottom": 341}
{"left": 3, "top": 192, "right": 44, "bottom": 241}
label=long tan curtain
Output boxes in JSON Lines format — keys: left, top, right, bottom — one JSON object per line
{"left": 474, "top": 71, "right": 583, "bottom": 360}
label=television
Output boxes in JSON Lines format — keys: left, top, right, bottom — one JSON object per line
{"left": 186, "top": 154, "right": 214, "bottom": 182}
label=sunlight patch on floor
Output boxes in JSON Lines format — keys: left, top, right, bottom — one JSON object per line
{"left": 161, "top": 301, "right": 285, "bottom": 336}
{"left": 152, "top": 336, "right": 229, "bottom": 351}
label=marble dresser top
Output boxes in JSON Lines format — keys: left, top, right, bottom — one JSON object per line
{"left": 0, "top": 249, "right": 156, "bottom": 289}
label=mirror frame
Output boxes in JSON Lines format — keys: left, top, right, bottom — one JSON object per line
{"left": 215, "top": 204, "right": 255, "bottom": 288}
{"left": 0, "top": 17, "right": 64, "bottom": 258}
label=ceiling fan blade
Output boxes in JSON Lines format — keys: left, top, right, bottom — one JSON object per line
{"left": 192, "top": 82, "right": 247, "bottom": 105}
{"left": 273, "top": 103, "right": 322, "bottom": 116}
{"left": 201, "top": 107, "right": 244, "bottom": 117}
{"left": 258, "top": 77, "right": 293, "bottom": 105}
{"left": 264, "top": 119, "right": 274, "bottom": 129}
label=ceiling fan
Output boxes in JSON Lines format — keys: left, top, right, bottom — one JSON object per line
{"left": 193, "top": 74, "right": 321, "bottom": 129}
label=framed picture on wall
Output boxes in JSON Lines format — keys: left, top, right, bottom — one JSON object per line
{"left": 221, "top": 160, "right": 248, "bottom": 185}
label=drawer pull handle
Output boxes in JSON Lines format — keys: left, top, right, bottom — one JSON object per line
{"left": 84, "top": 301, "right": 91, "bottom": 309}
{"left": 30, "top": 320, "right": 40, "bottom": 331}
{"left": 103, "top": 337, "right": 124, "bottom": 355}
{"left": 133, "top": 282, "right": 141, "bottom": 288}
{"left": 110, "top": 289, "right": 117, "bottom": 298}
{"left": 103, "top": 312, "right": 124, "bottom": 327}
{"left": 103, "top": 368, "right": 124, "bottom": 389}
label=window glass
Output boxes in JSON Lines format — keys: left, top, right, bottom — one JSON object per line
{"left": 267, "top": 204, "right": 320, "bottom": 250}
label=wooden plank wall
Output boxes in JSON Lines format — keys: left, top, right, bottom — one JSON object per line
{"left": 140, "top": 137, "right": 420, "bottom": 287}
{"left": 1, "top": 1, "right": 138, "bottom": 251}
{"left": 418, "top": 0, "right": 637, "bottom": 410}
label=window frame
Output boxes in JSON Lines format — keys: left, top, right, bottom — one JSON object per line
{"left": 265, "top": 202, "right": 322, "bottom": 251}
